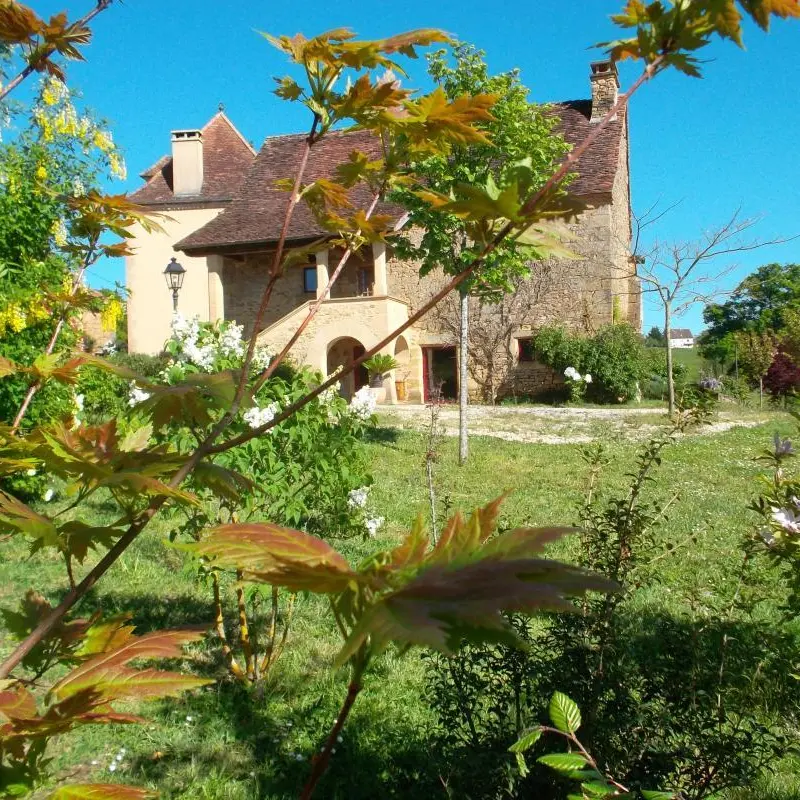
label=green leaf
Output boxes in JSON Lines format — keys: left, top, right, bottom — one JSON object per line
{"left": 119, "top": 423, "right": 153, "bottom": 453}
{"left": 641, "top": 792, "right": 677, "bottom": 800}
{"left": 509, "top": 727, "right": 542, "bottom": 753}
{"left": 536, "top": 752, "right": 590, "bottom": 777}
{"left": 549, "top": 691, "right": 582, "bottom": 734}
{"left": 273, "top": 75, "right": 304, "bottom": 101}
{"left": 48, "top": 785, "right": 158, "bottom": 799}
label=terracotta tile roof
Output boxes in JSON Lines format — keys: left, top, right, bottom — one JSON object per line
{"left": 129, "top": 113, "right": 256, "bottom": 207}
{"left": 549, "top": 100, "right": 627, "bottom": 196}
{"left": 670, "top": 328, "right": 693, "bottom": 339}
{"left": 176, "top": 98, "right": 626, "bottom": 252}
{"left": 176, "top": 129, "right": 406, "bottom": 253}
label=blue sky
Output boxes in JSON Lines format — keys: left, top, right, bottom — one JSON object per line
{"left": 29, "top": 0, "right": 800, "bottom": 333}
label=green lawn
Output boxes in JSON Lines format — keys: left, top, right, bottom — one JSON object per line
{"left": 3, "top": 409, "right": 800, "bottom": 799}
{"left": 670, "top": 346, "right": 705, "bottom": 381}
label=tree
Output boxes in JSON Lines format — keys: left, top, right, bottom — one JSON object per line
{"left": 431, "top": 266, "right": 554, "bottom": 402}
{"left": 645, "top": 325, "right": 665, "bottom": 345}
{"left": 634, "top": 208, "right": 787, "bottom": 415}
{"left": 701, "top": 263, "right": 800, "bottom": 363}
{"left": 735, "top": 329, "right": 777, "bottom": 407}
{"left": 393, "top": 41, "right": 569, "bottom": 460}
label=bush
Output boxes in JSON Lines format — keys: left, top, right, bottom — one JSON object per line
{"left": 764, "top": 351, "right": 800, "bottom": 399}
{"left": 534, "top": 324, "right": 645, "bottom": 403}
{"left": 76, "top": 352, "right": 168, "bottom": 423}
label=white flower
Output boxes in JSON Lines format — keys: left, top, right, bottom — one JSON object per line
{"left": 183, "top": 340, "right": 216, "bottom": 372}
{"left": 348, "top": 486, "right": 370, "bottom": 509}
{"left": 365, "top": 516, "right": 384, "bottom": 537}
{"left": 252, "top": 345, "right": 273, "bottom": 372}
{"left": 185, "top": 715, "right": 193, "bottom": 723}
{"left": 128, "top": 383, "right": 151, "bottom": 407}
{"left": 584, "top": 374, "right": 592, "bottom": 384}
{"left": 243, "top": 403, "right": 278, "bottom": 430}
{"left": 74, "top": 393, "right": 85, "bottom": 410}
{"left": 26, "top": 468, "right": 37, "bottom": 477}
{"left": 108, "top": 763, "right": 117, "bottom": 773}
{"left": 171, "top": 313, "right": 200, "bottom": 347}
{"left": 44, "top": 489, "right": 54, "bottom": 502}
{"left": 349, "top": 386, "right": 376, "bottom": 421}
{"left": 72, "top": 177, "right": 85, "bottom": 197}
{"left": 564, "top": 366, "right": 582, "bottom": 381}
{"left": 771, "top": 507, "right": 800, "bottom": 534}
{"left": 219, "top": 322, "right": 245, "bottom": 359}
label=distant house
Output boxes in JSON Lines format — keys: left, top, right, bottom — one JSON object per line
{"left": 669, "top": 328, "right": 694, "bottom": 349}
{"left": 125, "top": 60, "right": 640, "bottom": 403}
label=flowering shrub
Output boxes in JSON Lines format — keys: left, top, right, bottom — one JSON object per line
{"left": 535, "top": 324, "right": 644, "bottom": 403}
{"left": 563, "top": 366, "right": 592, "bottom": 402}
{"left": 143, "top": 317, "right": 377, "bottom": 684}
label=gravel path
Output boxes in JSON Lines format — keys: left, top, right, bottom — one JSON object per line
{"left": 377, "top": 404, "right": 767, "bottom": 445}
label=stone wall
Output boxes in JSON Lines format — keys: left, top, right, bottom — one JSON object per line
{"left": 224, "top": 249, "right": 376, "bottom": 337}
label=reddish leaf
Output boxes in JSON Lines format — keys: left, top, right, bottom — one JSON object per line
{"left": 336, "top": 558, "right": 616, "bottom": 666}
{"left": 181, "top": 524, "right": 362, "bottom": 593}
{"left": 0, "top": 355, "right": 17, "bottom": 377}
{"left": 480, "top": 527, "right": 577, "bottom": 560}
{"left": 52, "top": 630, "right": 212, "bottom": 702}
{"left": 0, "top": 684, "right": 37, "bottom": 721}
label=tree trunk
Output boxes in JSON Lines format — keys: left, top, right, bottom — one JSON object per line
{"left": 458, "top": 290, "right": 469, "bottom": 466}
{"left": 665, "top": 305, "right": 675, "bottom": 416}
{"left": 759, "top": 376, "right": 763, "bottom": 410}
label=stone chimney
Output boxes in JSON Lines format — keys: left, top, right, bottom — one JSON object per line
{"left": 171, "top": 129, "right": 204, "bottom": 196}
{"left": 589, "top": 60, "right": 619, "bottom": 123}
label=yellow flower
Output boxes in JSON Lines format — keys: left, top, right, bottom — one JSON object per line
{"left": 101, "top": 296, "right": 123, "bottom": 332}
{"left": 51, "top": 218, "right": 68, "bottom": 247}
{"left": 93, "top": 129, "right": 114, "bottom": 152}
{"left": 36, "top": 164, "right": 47, "bottom": 181}
{"left": 109, "top": 152, "right": 127, "bottom": 181}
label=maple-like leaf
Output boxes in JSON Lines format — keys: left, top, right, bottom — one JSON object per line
{"left": 336, "top": 555, "right": 616, "bottom": 666}
{"left": 52, "top": 630, "right": 213, "bottom": 702}
{"left": 179, "top": 523, "right": 364, "bottom": 593}
{"left": 0, "top": 490, "right": 59, "bottom": 547}
{"left": 0, "top": 355, "right": 17, "bottom": 377}
{"left": 49, "top": 783, "right": 158, "bottom": 799}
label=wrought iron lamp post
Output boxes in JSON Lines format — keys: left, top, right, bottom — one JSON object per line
{"left": 163, "top": 257, "right": 186, "bottom": 313}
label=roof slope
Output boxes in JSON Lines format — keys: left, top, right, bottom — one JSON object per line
{"left": 670, "top": 328, "right": 693, "bottom": 339}
{"left": 130, "top": 113, "right": 256, "bottom": 206}
{"left": 175, "top": 99, "right": 626, "bottom": 253}
{"left": 550, "top": 101, "right": 626, "bottom": 196}
{"left": 176, "top": 129, "right": 405, "bottom": 252}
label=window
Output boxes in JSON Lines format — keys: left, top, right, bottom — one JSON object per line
{"left": 517, "top": 337, "right": 535, "bottom": 363}
{"left": 303, "top": 266, "right": 317, "bottom": 294}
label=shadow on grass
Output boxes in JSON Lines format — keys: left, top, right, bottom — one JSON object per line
{"left": 364, "top": 425, "right": 400, "bottom": 446}
{"left": 123, "top": 668, "right": 449, "bottom": 800}
{"left": 423, "top": 608, "right": 800, "bottom": 800}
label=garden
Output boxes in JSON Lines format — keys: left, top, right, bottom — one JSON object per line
{"left": 2, "top": 3, "right": 800, "bottom": 800}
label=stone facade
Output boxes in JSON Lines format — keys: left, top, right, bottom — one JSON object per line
{"left": 125, "top": 62, "right": 640, "bottom": 403}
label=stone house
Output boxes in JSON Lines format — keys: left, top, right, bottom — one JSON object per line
{"left": 125, "top": 60, "right": 639, "bottom": 403}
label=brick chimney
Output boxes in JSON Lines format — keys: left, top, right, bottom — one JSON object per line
{"left": 171, "top": 129, "right": 204, "bottom": 196}
{"left": 589, "top": 60, "right": 619, "bottom": 123}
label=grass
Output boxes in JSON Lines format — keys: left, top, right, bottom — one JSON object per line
{"left": 3, "top": 407, "right": 800, "bottom": 798}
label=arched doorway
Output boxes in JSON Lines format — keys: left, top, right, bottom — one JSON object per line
{"left": 327, "top": 337, "right": 369, "bottom": 401}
